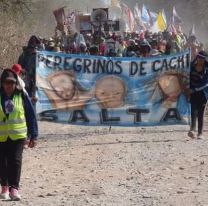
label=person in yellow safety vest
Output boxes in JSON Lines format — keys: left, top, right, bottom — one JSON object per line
{"left": 0, "top": 68, "right": 38, "bottom": 201}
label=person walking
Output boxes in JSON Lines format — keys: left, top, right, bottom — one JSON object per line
{"left": 188, "top": 51, "right": 208, "bottom": 139}
{"left": 0, "top": 68, "right": 38, "bottom": 201}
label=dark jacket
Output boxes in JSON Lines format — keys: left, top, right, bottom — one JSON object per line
{"left": 190, "top": 61, "right": 208, "bottom": 99}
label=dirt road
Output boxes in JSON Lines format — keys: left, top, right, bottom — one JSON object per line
{"left": 1, "top": 122, "right": 208, "bottom": 206}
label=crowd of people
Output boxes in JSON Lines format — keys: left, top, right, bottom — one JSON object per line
{"left": 0, "top": 20, "right": 207, "bottom": 201}
{"left": 21, "top": 27, "right": 203, "bottom": 59}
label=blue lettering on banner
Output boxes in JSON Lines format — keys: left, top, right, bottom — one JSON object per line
{"left": 36, "top": 50, "right": 191, "bottom": 126}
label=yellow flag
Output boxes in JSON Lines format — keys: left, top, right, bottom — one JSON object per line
{"left": 157, "top": 12, "right": 166, "bottom": 32}
{"left": 111, "top": 0, "right": 120, "bottom": 7}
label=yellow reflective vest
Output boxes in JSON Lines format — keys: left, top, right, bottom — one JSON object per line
{"left": 0, "top": 93, "right": 27, "bottom": 142}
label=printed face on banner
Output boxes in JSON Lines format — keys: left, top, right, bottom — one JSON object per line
{"left": 95, "top": 75, "right": 126, "bottom": 108}
{"left": 48, "top": 71, "right": 76, "bottom": 100}
{"left": 159, "top": 74, "right": 181, "bottom": 102}
{"left": 148, "top": 71, "right": 189, "bottom": 109}
{"left": 37, "top": 71, "right": 93, "bottom": 110}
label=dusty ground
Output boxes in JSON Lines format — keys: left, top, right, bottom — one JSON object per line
{"left": 1, "top": 121, "right": 208, "bottom": 206}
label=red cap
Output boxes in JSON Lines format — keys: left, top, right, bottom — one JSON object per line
{"left": 11, "top": 64, "right": 22, "bottom": 75}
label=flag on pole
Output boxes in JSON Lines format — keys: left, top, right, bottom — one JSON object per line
{"left": 128, "top": 7, "right": 135, "bottom": 32}
{"left": 141, "top": 4, "right": 157, "bottom": 29}
{"left": 109, "top": 0, "right": 121, "bottom": 20}
{"left": 53, "top": 7, "right": 65, "bottom": 24}
{"left": 141, "top": 4, "right": 150, "bottom": 24}
{"left": 120, "top": 2, "right": 128, "bottom": 16}
{"left": 156, "top": 11, "right": 167, "bottom": 32}
{"left": 172, "top": 6, "right": 182, "bottom": 26}
{"left": 147, "top": 8, "right": 153, "bottom": 26}
{"left": 111, "top": 0, "right": 120, "bottom": 7}
{"left": 147, "top": 9, "right": 157, "bottom": 27}
{"left": 66, "top": 9, "right": 77, "bottom": 32}
{"left": 53, "top": 7, "right": 66, "bottom": 31}
{"left": 134, "top": 3, "right": 146, "bottom": 31}
{"left": 167, "top": 23, "right": 177, "bottom": 34}
{"left": 67, "top": 10, "right": 76, "bottom": 24}
{"left": 120, "top": 2, "right": 135, "bottom": 32}
{"left": 149, "top": 11, "right": 157, "bottom": 23}
{"left": 134, "top": 3, "right": 140, "bottom": 20}
{"left": 162, "top": 9, "right": 167, "bottom": 25}
{"left": 189, "top": 24, "right": 195, "bottom": 37}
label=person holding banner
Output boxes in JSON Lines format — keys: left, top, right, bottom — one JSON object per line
{"left": 188, "top": 51, "right": 208, "bottom": 139}
{"left": 18, "top": 35, "right": 43, "bottom": 104}
{"left": 0, "top": 69, "right": 38, "bottom": 201}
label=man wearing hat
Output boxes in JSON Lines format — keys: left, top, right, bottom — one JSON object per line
{"left": 188, "top": 51, "right": 208, "bottom": 139}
